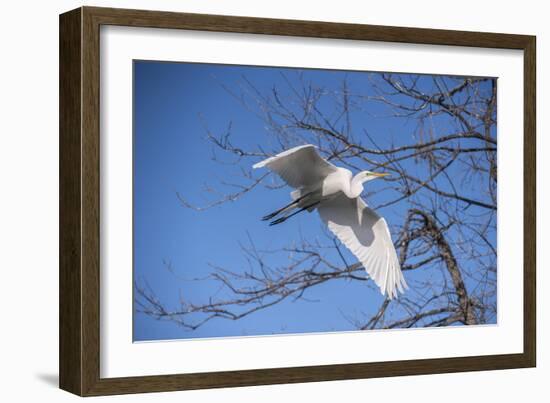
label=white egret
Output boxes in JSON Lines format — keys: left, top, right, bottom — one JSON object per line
{"left": 253, "top": 144, "right": 407, "bottom": 299}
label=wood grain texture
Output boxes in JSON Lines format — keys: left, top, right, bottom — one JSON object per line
{"left": 59, "top": 6, "right": 537, "bottom": 396}
{"left": 85, "top": 6, "right": 531, "bottom": 49}
{"left": 59, "top": 8, "right": 83, "bottom": 396}
{"left": 81, "top": 7, "right": 102, "bottom": 396}
{"left": 523, "top": 37, "right": 537, "bottom": 367}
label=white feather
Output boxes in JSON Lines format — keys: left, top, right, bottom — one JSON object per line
{"left": 253, "top": 145, "right": 337, "bottom": 188}
{"left": 254, "top": 144, "right": 408, "bottom": 298}
{"left": 318, "top": 194, "right": 408, "bottom": 299}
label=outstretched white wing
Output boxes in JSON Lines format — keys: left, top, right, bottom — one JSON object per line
{"left": 253, "top": 144, "right": 337, "bottom": 188}
{"left": 318, "top": 193, "right": 407, "bottom": 299}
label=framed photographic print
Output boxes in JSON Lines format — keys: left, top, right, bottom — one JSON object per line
{"left": 59, "top": 6, "right": 536, "bottom": 396}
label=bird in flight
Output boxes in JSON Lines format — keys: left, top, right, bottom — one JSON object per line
{"left": 253, "top": 144, "right": 407, "bottom": 299}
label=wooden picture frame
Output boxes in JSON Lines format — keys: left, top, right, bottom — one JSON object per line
{"left": 59, "top": 6, "right": 536, "bottom": 396}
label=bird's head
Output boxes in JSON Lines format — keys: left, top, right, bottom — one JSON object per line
{"left": 349, "top": 170, "right": 390, "bottom": 198}
{"left": 354, "top": 170, "right": 390, "bottom": 184}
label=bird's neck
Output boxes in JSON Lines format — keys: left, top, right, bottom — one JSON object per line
{"left": 349, "top": 175, "right": 365, "bottom": 198}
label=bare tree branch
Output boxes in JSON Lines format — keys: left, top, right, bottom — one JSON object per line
{"left": 136, "top": 72, "right": 496, "bottom": 333}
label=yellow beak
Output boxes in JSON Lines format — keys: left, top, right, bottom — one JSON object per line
{"left": 370, "top": 172, "right": 390, "bottom": 177}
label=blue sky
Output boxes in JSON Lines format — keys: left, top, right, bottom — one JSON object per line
{"left": 133, "top": 60, "right": 496, "bottom": 341}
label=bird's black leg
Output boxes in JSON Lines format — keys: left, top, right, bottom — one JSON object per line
{"left": 269, "top": 201, "right": 320, "bottom": 226}
{"left": 261, "top": 192, "right": 311, "bottom": 221}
